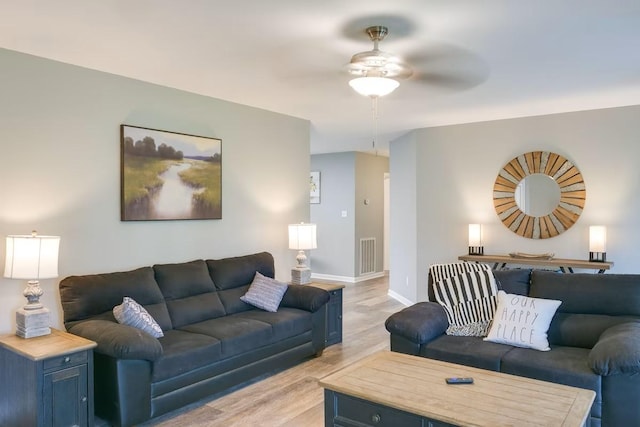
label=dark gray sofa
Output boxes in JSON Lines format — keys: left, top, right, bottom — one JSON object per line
{"left": 59, "top": 252, "right": 329, "bottom": 427}
{"left": 385, "top": 269, "right": 640, "bottom": 427}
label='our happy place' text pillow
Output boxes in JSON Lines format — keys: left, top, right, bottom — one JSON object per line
{"left": 484, "top": 290, "right": 561, "bottom": 351}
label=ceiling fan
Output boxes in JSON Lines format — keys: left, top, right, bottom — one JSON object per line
{"left": 347, "top": 26, "right": 413, "bottom": 79}
{"left": 342, "top": 21, "right": 489, "bottom": 149}
{"left": 344, "top": 21, "right": 490, "bottom": 98}
{"left": 346, "top": 25, "right": 412, "bottom": 97}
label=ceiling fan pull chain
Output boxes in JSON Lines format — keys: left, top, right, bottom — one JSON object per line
{"left": 371, "top": 96, "right": 379, "bottom": 148}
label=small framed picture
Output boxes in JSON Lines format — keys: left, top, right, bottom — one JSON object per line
{"left": 310, "top": 171, "right": 320, "bottom": 204}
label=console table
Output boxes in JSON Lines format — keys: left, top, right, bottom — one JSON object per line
{"left": 458, "top": 254, "right": 613, "bottom": 274}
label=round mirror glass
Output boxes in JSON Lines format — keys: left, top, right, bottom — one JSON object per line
{"left": 514, "top": 173, "right": 561, "bottom": 217}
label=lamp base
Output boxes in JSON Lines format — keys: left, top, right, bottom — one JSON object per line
{"left": 291, "top": 267, "right": 312, "bottom": 285}
{"left": 469, "top": 246, "right": 484, "bottom": 256}
{"left": 16, "top": 306, "right": 51, "bottom": 338}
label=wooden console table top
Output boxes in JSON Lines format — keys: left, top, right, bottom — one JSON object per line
{"left": 319, "top": 350, "right": 594, "bottom": 427}
{"left": 459, "top": 254, "right": 613, "bottom": 273}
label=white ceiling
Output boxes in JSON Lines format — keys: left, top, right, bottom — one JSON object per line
{"left": 2, "top": 1, "right": 639, "bottom": 154}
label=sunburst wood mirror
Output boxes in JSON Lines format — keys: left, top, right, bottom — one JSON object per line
{"left": 493, "top": 151, "right": 586, "bottom": 239}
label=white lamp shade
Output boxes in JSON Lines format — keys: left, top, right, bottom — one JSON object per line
{"left": 349, "top": 77, "right": 399, "bottom": 97}
{"left": 4, "top": 234, "right": 60, "bottom": 280}
{"left": 288, "top": 223, "right": 317, "bottom": 250}
{"left": 589, "top": 226, "right": 606, "bottom": 252}
{"left": 468, "top": 224, "right": 482, "bottom": 247}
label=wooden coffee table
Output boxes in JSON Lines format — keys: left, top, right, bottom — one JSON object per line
{"left": 319, "top": 350, "right": 595, "bottom": 427}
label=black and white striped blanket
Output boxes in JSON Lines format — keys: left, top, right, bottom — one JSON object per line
{"left": 430, "top": 262, "right": 498, "bottom": 336}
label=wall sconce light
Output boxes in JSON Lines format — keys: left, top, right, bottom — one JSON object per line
{"left": 288, "top": 223, "right": 317, "bottom": 284}
{"left": 589, "top": 226, "right": 607, "bottom": 262}
{"left": 4, "top": 231, "right": 60, "bottom": 338}
{"left": 468, "top": 224, "right": 484, "bottom": 255}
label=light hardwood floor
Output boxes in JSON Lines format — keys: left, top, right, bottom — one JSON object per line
{"left": 140, "top": 275, "right": 406, "bottom": 427}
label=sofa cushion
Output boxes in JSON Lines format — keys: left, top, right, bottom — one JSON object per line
{"left": 531, "top": 271, "right": 640, "bottom": 316}
{"left": 206, "top": 252, "right": 275, "bottom": 290}
{"left": 217, "top": 285, "right": 254, "bottom": 314}
{"left": 589, "top": 322, "right": 640, "bottom": 376}
{"left": 179, "top": 315, "right": 273, "bottom": 358}
{"left": 153, "top": 260, "right": 226, "bottom": 328}
{"left": 501, "top": 346, "right": 602, "bottom": 419}
{"left": 240, "top": 272, "right": 288, "bottom": 312}
{"left": 547, "top": 313, "right": 640, "bottom": 349}
{"left": 385, "top": 302, "right": 448, "bottom": 344}
{"left": 69, "top": 319, "right": 163, "bottom": 361}
{"left": 152, "top": 330, "right": 222, "bottom": 382}
{"left": 280, "top": 284, "right": 331, "bottom": 313}
{"left": 113, "top": 297, "right": 164, "bottom": 338}
{"left": 494, "top": 269, "right": 531, "bottom": 295}
{"left": 232, "top": 307, "right": 312, "bottom": 340}
{"left": 532, "top": 271, "right": 640, "bottom": 349}
{"left": 60, "top": 266, "right": 172, "bottom": 331}
{"left": 421, "top": 335, "right": 514, "bottom": 371}
{"left": 484, "top": 290, "right": 561, "bottom": 351}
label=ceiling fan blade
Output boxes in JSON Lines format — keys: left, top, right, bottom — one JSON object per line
{"left": 410, "top": 71, "right": 488, "bottom": 90}
{"left": 406, "top": 42, "right": 490, "bottom": 90}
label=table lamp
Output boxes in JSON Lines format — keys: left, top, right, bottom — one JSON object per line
{"left": 4, "top": 231, "right": 60, "bottom": 338}
{"left": 288, "top": 223, "right": 317, "bottom": 285}
{"left": 589, "top": 226, "right": 606, "bottom": 262}
{"left": 468, "top": 224, "right": 484, "bottom": 255}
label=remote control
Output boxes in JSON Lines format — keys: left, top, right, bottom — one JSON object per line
{"left": 445, "top": 377, "right": 474, "bottom": 384}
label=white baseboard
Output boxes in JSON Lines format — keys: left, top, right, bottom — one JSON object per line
{"left": 387, "top": 289, "right": 413, "bottom": 306}
{"left": 311, "top": 271, "right": 386, "bottom": 284}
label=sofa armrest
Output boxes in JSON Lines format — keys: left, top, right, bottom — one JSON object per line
{"left": 385, "top": 302, "right": 448, "bottom": 344}
{"left": 68, "top": 320, "right": 163, "bottom": 362}
{"left": 280, "top": 285, "right": 330, "bottom": 313}
{"left": 589, "top": 322, "right": 640, "bottom": 376}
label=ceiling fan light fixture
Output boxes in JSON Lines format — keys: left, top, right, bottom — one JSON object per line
{"left": 349, "top": 76, "right": 399, "bottom": 97}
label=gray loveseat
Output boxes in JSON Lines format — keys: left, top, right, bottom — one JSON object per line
{"left": 385, "top": 269, "right": 640, "bottom": 427}
{"left": 60, "top": 252, "right": 329, "bottom": 427}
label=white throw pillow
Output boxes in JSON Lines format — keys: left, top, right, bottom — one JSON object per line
{"left": 240, "top": 272, "right": 288, "bottom": 312}
{"left": 113, "top": 296, "right": 164, "bottom": 338}
{"left": 484, "top": 290, "right": 561, "bottom": 351}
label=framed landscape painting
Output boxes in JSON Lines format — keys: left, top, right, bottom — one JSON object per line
{"left": 121, "top": 125, "right": 222, "bottom": 221}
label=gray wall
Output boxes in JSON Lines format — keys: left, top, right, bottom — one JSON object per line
{"left": 388, "top": 132, "right": 418, "bottom": 302}
{"left": 310, "top": 153, "right": 356, "bottom": 277}
{"left": 355, "top": 153, "right": 389, "bottom": 277}
{"left": 390, "top": 105, "right": 640, "bottom": 303}
{"left": 0, "top": 48, "right": 311, "bottom": 333}
{"left": 311, "top": 152, "right": 389, "bottom": 280}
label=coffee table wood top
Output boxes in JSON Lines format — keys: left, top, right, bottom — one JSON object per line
{"left": 319, "top": 350, "right": 595, "bottom": 427}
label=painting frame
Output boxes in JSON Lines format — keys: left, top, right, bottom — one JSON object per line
{"left": 310, "top": 171, "right": 321, "bottom": 204}
{"left": 120, "top": 124, "right": 222, "bottom": 221}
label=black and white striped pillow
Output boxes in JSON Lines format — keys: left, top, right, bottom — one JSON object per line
{"left": 430, "top": 263, "right": 498, "bottom": 336}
